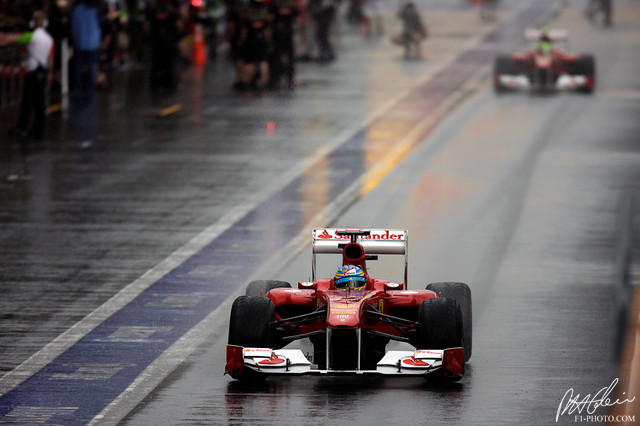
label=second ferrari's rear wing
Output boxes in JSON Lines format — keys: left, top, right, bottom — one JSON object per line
{"left": 525, "top": 28, "right": 568, "bottom": 42}
{"left": 312, "top": 228, "right": 408, "bottom": 285}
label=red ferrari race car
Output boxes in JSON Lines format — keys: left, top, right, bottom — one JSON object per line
{"left": 493, "top": 28, "right": 596, "bottom": 93}
{"left": 225, "top": 228, "right": 472, "bottom": 382}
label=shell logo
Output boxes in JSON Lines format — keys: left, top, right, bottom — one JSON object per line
{"left": 416, "top": 350, "right": 440, "bottom": 356}
{"left": 246, "top": 348, "right": 271, "bottom": 355}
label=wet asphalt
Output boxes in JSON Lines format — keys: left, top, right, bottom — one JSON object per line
{"left": 123, "top": 1, "right": 640, "bottom": 424}
{"left": 0, "top": 0, "right": 532, "bottom": 377}
{"left": 3, "top": 0, "right": 640, "bottom": 424}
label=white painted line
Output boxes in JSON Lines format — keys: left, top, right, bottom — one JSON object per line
{"left": 1, "top": 0, "right": 525, "bottom": 418}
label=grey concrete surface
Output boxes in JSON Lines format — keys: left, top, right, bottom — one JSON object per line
{"left": 124, "top": 1, "right": 640, "bottom": 424}
{"left": 0, "top": 0, "right": 532, "bottom": 377}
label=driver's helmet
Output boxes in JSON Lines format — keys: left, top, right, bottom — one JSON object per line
{"left": 539, "top": 41, "right": 552, "bottom": 54}
{"left": 538, "top": 27, "right": 552, "bottom": 54}
{"left": 334, "top": 265, "right": 367, "bottom": 290}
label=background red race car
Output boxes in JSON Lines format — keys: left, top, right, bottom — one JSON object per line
{"left": 226, "top": 228, "right": 472, "bottom": 383}
{"left": 494, "top": 28, "right": 596, "bottom": 93}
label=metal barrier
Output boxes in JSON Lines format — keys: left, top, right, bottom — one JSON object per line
{"left": 0, "top": 42, "right": 25, "bottom": 109}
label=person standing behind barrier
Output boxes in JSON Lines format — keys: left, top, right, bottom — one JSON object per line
{"left": 70, "top": 0, "right": 101, "bottom": 92}
{"left": 11, "top": 10, "right": 53, "bottom": 141}
{"left": 269, "top": 0, "right": 301, "bottom": 89}
{"left": 226, "top": 0, "right": 249, "bottom": 90}
{"left": 48, "top": 0, "right": 70, "bottom": 94}
{"left": 314, "top": 0, "right": 336, "bottom": 63}
{"left": 585, "top": 0, "right": 613, "bottom": 27}
{"left": 361, "top": 0, "right": 383, "bottom": 38}
{"left": 146, "top": 0, "right": 182, "bottom": 94}
{"left": 479, "top": 0, "right": 498, "bottom": 22}
{"left": 238, "top": 0, "right": 271, "bottom": 91}
{"left": 299, "top": 0, "right": 319, "bottom": 61}
{"left": 602, "top": 0, "right": 613, "bottom": 27}
{"left": 396, "top": 1, "right": 427, "bottom": 60}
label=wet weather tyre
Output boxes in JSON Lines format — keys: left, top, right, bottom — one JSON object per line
{"left": 229, "top": 296, "right": 275, "bottom": 348}
{"left": 494, "top": 55, "right": 516, "bottom": 92}
{"left": 228, "top": 296, "right": 275, "bottom": 381}
{"left": 417, "top": 297, "right": 463, "bottom": 351}
{"left": 576, "top": 54, "right": 596, "bottom": 93}
{"left": 246, "top": 280, "right": 291, "bottom": 297}
{"left": 427, "top": 282, "right": 472, "bottom": 362}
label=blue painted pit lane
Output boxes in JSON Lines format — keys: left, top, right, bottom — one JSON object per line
{"left": 0, "top": 2, "right": 557, "bottom": 423}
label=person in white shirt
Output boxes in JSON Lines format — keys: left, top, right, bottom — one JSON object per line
{"left": 13, "top": 11, "right": 54, "bottom": 141}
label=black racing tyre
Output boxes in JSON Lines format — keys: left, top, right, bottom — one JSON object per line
{"left": 228, "top": 296, "right": 275, "bottom": 381}
{"left": 427, "top": 282, "right": 472, "bottom": 362}
{"left": 245, "top": 280, "right": 291, "bottom": 297}
{"left": 417, "top": 297, "right": 463, "bottom": 351}
{"left": 575, "top": 54, "right": 595, "bottom": 75}
{"left": 493, "top": 55, "right": 516, "bottom": 92}
{"left": 228, "top": 296, "right": 275, "bottom": 348}
{"left": 575, "top": 54, "right": 596, "bottom": 93}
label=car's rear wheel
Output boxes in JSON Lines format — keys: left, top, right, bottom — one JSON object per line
{"left": 246, "top": 280, "right": 291, "bottom": 297}
{"left": 228, "top": 296, "right": 275, "bottom": 381}
{"left": 426, "top": 282, "right": 472, "bottom": 362}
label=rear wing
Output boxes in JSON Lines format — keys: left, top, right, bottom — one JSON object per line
{"left": 312, "top": 228, "right": 408, "bottom": 286}
{"left": 525, "top": 28, "right": 568, "bottom": 42}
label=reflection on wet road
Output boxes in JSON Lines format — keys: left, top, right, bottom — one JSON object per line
{"left": 224, "top": 376, "right": 467, "bottom": 425}
{"left": 2, "top": 0, "right": 640, "bottom": 424}
{"left": 127, "top": 1, "right": 640, "bottom": 424}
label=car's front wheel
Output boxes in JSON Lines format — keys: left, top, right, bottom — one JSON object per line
{"left": 575, "top": 54, "right": 596, "bottom": 93}
{"left": 426, "top": 282, "right": 472, "bottom": 362}
{"left": 228, "top": 296, "right": 275, "bottom": 380}
{"left": 417, "top": 297, "right": 464, "bottom": 383}
{"left": 417, "top": 297, "right": 463, "bottom": 351}
{"left": 494, "top": 55, "right": 517, "bottom": 93}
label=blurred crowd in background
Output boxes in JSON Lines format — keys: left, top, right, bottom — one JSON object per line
{"left": 0, "top": 0, "right": 501, "bottom": 94}
{"left": 0, "top": 0, "right": 505, "bottom": 143}
{"left": 0, "top": 0, "right": 394, "bottom": 94}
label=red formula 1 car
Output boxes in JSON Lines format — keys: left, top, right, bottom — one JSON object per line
{"left": 225, "top": 228, "right": 472, "bottom": 382}
{"left": 494, "top": 28, "right": 596, "bottom": 93}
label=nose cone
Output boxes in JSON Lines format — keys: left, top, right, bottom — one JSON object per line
{"left": 327, "top": 302, "right": 360, "bottom": 328}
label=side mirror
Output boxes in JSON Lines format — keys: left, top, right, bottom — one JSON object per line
{"left": 384, "top": 282, "right": 402, "bottom": 291}
{"left": 298, "top": 281, "right": 318, "bottom": 290}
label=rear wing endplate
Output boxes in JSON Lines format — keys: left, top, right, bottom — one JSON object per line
{"left": 311, "top": 228, "right": 408, "bottom": 286}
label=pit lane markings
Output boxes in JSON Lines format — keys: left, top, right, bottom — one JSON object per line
{"left": 93, "top": 3, "right": 555, "bottom": 422}
{"left": 0, "top": 1, "right": 551, "bottom": 423}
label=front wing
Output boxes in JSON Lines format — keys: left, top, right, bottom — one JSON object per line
{"left": 496, "top": 73, "right": 590, "bottom": 91}
{"left": 225, "top": 345, "right": 464, "bottom": 378}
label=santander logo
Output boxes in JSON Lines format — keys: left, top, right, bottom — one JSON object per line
{"left": 316, "top": 229, "right": 405, "bottom": 241}
{"left": 317, "top": 230, "right": 333, "bottom": 239}
{"left": 258, "top": 355, "right": 286, "bottom": 366}
{"left": 402, "top": 357, "right": 429, "bottom": 367}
